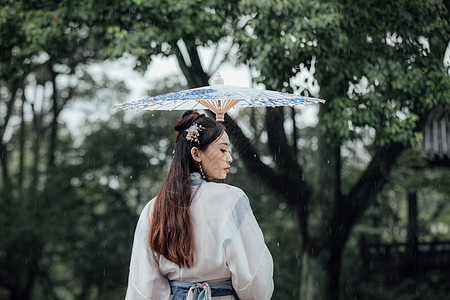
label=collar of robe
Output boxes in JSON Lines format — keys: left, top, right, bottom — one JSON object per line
{"left": 190, "top": 172, "right": 207, "bottom": 186}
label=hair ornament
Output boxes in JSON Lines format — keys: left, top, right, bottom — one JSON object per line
{"left": 185, "top": 122, "right": 204, "bottom": 143}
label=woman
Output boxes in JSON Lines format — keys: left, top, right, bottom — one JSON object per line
{"left": 125, "top": 110, "right": 274, "bottom": 300}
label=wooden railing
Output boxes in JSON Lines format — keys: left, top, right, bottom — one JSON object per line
{"left": 360, "top": 240, "right": 450, "bottom": 272}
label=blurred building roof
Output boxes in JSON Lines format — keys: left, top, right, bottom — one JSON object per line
{"left": 422, "top": 105, "right": 450, "bottom": 163}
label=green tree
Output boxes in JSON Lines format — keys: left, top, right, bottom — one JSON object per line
{"left": 0, "top": 77, "right": 183, "bottom": 299}
{"left": 0, "top": 0, "right": 135, "bottom": 197}
{"left": 92, "top": 0, "right": 449, "bottom": 298}
{"left": 0, "top": 72, "right": 130, "bottom": 300}
{"left": 55, "top": 111, "right": 178, "bottom": 299}
{"left": 89, "top": 0, "right": 245, "bottom": 86}
{"left": 0, "top": 1, "right": 131, "bottom": 296}
{"left": 2, "top": 0, "right": 449, "bottom": 299}
{"left": 231, "top": 1, "right": 449, "bottom": 299}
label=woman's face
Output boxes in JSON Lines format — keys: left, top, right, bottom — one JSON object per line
{"left": 196, "top": 132, "right": 233, "bottom": 180}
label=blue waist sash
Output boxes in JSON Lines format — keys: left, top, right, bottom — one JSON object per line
{"left": 170, "top": 280, "right": 238, "bottom": 300}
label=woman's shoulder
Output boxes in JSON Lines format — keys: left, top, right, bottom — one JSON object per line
{"left": 193, "top": 183, "right": 250, "bottom": 221}
{"left": 143, "top": 197, "right": 157, "bottom": 211}
{"left": 200, "top": 182, "right": 248, "bottom": 204}
{"left": 206, "top": 181, "right": 245, "bottom": 194}
{"left": 137, "top": 197, "right": 157, "bottom": 223}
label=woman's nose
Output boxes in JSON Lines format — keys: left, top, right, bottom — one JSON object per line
{"left": 227, "top": 151, "right": 233, "bottom": 163}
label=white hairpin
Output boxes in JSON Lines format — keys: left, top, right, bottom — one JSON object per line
{"left": 186, "top": 123, "right": 204, "bottom": 143}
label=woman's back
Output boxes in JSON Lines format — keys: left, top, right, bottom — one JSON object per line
{"left": 126, "top": 174, "right": 273, "bottom": 299}
{"left": 125, "top": 111, "right": 273, "bottom": 300}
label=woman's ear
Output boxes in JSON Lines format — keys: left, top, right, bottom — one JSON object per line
{"left": 190, "top": 147, "right": 201, "bottom": 162}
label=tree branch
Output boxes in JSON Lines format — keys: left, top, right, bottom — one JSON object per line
{"left": 342, "top": 142, "right": 405, "bottom": 233}
{"left": 338, "top": 103, "right": 447, "bottom": 237}
{"left": 173, "top": 40, "right": 209, "bottom": 88}
{"left": 265, "top": 107, "right": 311, "bottom": 237}
{"left": 224, "top": 113, "right": 311, "bottom": 211}
{"left": 207, "top": 43, "right": 221, "bottom": 74}
{"left": 185, "top": 40, "right": 209, "bottom": 86}
{"left": 173, "top": 42, "right": 194, "bottom": 86}
{"left": 209, "top": 44, "right": 233, "bottom": 77}
{"left": 265, "top": 107, "right": 303, "bottom": 175}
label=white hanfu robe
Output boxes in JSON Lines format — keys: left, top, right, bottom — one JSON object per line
{"left": 125, "top": 173, "right": 274, "bottom": 300}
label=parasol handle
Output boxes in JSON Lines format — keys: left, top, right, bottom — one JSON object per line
{"left": 215, "top": 112, "right": 225, "bottom": 122}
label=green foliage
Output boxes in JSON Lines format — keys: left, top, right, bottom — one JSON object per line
{"left": 234, "top": 1, "right": 449, "bottom": 299}
{"left": 51, "top": 111, "right": 178, "bottom": 299}
{"left": 1, "top": 0, "right": 103, "bottom": 84}
{"left": 0, "top": 108, "right": 180, "bottom": 299}
{"left": 1, "top": 0, "right": 449, "bottom": 299}
{"left": 236, "top": 0, "right": 450, "bottom": 149}
{"left": 90, "top": 0, "right": 241, "bottom": 72}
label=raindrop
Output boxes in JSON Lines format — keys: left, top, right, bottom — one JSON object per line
{"left": 277, "top": 242, "right": 280, "bottom": 247}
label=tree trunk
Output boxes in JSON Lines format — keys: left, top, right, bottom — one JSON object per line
{"left": 48, "top": 61, "right": 59, "bottom": 168}
{"left": 300, "top": 134, "right": 342, "bottom": 300}
{"left": 0, "top": 142, "right": 9, "bottom": 188}
{"left": 297, "top": 81, "right": 343, "bottom": 296}
{"left": 32, "top": 85, "right": 45, "bottom": 188}
{"left": 19, "top": 95, "right": 26, "bottom": 189}
{"left": 0, "top": 80, "right": 19, "bottom": 188}
{"left": 300, "top": 250, "right": 331, "bottom": 300}
{"left": 406, "top": 192, "right": 418, "bottom": 273}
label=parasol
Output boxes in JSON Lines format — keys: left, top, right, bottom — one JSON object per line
{"left": 113, "top": 73, "right": 325, "bottom": 121}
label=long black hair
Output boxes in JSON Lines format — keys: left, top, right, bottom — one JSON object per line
{"left": 149, "top": 110, "right": 225, "bottom": 267}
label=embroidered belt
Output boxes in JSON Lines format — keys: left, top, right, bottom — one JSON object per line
{"left": 170, "top": 280, "right": 238, "bottom": 300}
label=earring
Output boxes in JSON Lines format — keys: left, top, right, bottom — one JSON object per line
{"left": 198, "top": 163, "right": 206, "bottom": 180}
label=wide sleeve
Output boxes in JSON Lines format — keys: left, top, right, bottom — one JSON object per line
{"left": 125, "top": 201, "right": 171, "bottom": 300}
{"left": 222, "top": 192, "right": 274, "bottom": 300}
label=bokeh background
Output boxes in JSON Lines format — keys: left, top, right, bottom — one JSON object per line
{"left": 1, "top": 0, "right": 449, "bottom": 299}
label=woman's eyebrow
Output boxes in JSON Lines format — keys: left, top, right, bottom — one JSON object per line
{"left": 218, "top": 142, "right": 229, "bottom": 146}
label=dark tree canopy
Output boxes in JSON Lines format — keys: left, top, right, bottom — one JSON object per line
{"left": 0, "top": 0, "right": 449, "bottom": 299}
